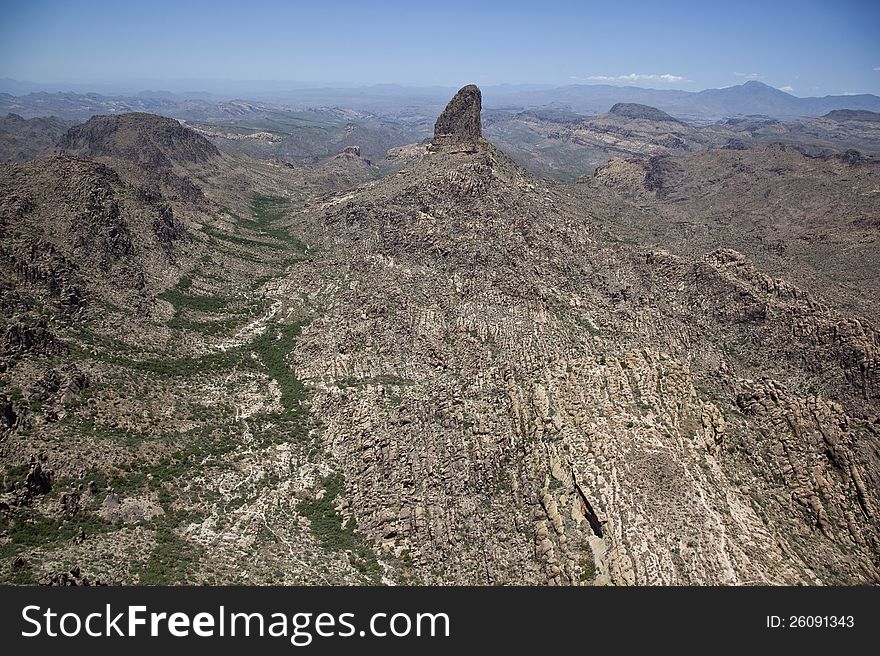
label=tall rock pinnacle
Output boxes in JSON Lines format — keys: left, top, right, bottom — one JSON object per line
{"left": 431, "top": 84, "right": 483, "bottom": 152}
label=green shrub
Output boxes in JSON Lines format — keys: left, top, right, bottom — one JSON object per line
{"left": 0, "top": 512, "right": 111, "bottom": 559}
{"left": 296, "top": 473, "right": 382, "bottom": 583}
{"left": 137, "top": 524, "right": 203, "bottom": 585}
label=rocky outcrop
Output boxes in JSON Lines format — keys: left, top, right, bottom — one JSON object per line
{"left": 42, "top": 565, "right": 107, "bottom": 586}
{"left": 431, "top": 84, "right": 484, "bottom": 152}
{"left": 734, "top": 379, "right": 880, "bottom": 582}
{"left": 4, "top": 318, "right": 63, "bottom": 356}
{"left": 591, "top": 155, "right": 680, "bottom": 197}
{"left": 25, "top": 460, "right": 51, "bottom": 496}
{"left": 0, "top": 395, "right": 16, "bottom": 430}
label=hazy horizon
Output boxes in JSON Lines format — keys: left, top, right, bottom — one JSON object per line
{"left": 1, "top": 0, "right": 878, "bottom": 97}
{"left": 2, "top": 78, "right": 879, "bottom": 103}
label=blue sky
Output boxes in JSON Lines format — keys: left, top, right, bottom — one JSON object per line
{"left": 1, "top": 0, "right": 878, "bottom": 96}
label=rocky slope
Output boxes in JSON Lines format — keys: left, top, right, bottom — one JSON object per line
{"left": 276, "top": 87, "right": 880, "bottom": 585}
{"left": 0, "top": 114, "right": 72, "bottom": 163}
{"left": 0, "top": 110, "right": 404, "bottom": 585}
{"left": 585, "top": 144, "right": 880, "bottom": 322}
{"left": 0, "top": 87, "right": 877, "bottom": 586}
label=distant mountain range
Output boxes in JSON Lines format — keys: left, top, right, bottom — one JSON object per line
{"left": 484, "top": 81, "right": 880, "bottom": 121}
{"left": 1, "top": 80, "right": 878, "bottom": 122}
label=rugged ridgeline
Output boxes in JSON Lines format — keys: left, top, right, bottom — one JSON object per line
{"left": 57, "top": 112, "right": 222, "bottom": 202}
{"left": 0, "top": 114, "right": 72, "bottom": 163}
{"left": 58, "top": 113, "right": 221, "bottom": 164}
{"left": 0, "top": 86, "right": 878, "bottom": 586}
{"left": 0, "top": 113, "right": 218, "bottom": 341}
{"left": 586, "top": 143, "right": 880, "bottom": 322}
{"left": 290, "top": 86, "right": 880, "bottom": 584}
{"left": 484, "top": 102, "right": 880, "bottom": 181}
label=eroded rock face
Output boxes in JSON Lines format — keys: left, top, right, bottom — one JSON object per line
{"left": 432, "top": 84, "right": 483, "bottom": 151}
{"left": 25, "top": 461, "right": 51, "bottom": 496}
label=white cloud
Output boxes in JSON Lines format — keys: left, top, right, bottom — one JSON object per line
{"left": 579, "top": 72, "right": 689, "bottom": 84}
{"left": 874, "top": 66, "right": 880, "bottom": 71}
{"left": 734, "top": 72, "right": 763, "bottom": 79}
{"left": 778, "top": 85, "right": 794, "bottom": 93}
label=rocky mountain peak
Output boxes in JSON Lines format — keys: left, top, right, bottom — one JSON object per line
{"left": 58, "top": 112, "right": 220, "bottom": 167}
{"left": 609, "top": 102, "right": 680, "bottom": 123}
{"left": 57, "top": 112, "right": 219, "bottom": 202}
{"left": 432, "top": 84, "right": 483, "bottom": 151}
